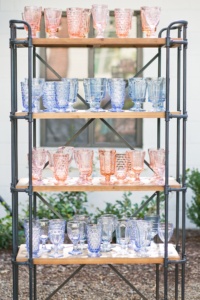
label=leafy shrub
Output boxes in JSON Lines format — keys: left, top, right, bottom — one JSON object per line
{"left": 186, "top": 168, "right": 200, "bottom": 227}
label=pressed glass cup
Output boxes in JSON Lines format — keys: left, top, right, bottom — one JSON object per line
{"left": 114, "top": 8, "right": 133, "bottom": 38}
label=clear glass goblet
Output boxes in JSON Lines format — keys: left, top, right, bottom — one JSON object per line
{"left": 67, "top": 220, "right": 82, "bottom": 255}
{"left": 91, "top": 4, "right": 109, "bottom": 38}
{"left": 39, "top": 218, "right": 50, "bottom": 253}
{"left": 128, "top": 77, "right": 147, "bottom": 112}
{"left": 144, "top": 215, "right": 160, "bottom": 246}
{"left": 48, "top": 226, "right": 64, "bottom": 258}
{"left": 73, "top": 214, "right": 91, "bottom": 250}
{"left": 158, "top": 222, "right": 174, "bottom": 254}
{"left": 24, "top": 219, "right": 41, "bottom": 258}
{"left": 141, "top": 6, "right": 161, "bottom": 38}
{"left": 97, "top": 217, "right": 114, "bottom": 252}
{"left": 49, "top": 219, "right": 66, "bottom": 251}
{"left": 116, "top": 219, "right": 130, "bottom": 255}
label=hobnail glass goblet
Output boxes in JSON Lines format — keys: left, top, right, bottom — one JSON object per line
{"left": 107, "top": 78, "right": 126, "bottom": 112}
{"left": 61, "top": 78, "right": 79, "bottom": 112}
{"left": 44, "top": 8, "right": 62, "bottom": 38}
{"left": 91, "top": 4, "right": 109, "bottom": 38}
{"left": 83, "top": 78, "right": 107, "bottom": 112}
{"left": 99, "top": 149, "right": 116, "bottom": 184}
{"left": 53, "top": 153, "right": 69, "bottom": 184}
{"left": 42, "top": 81, "right": 57, "bottom": 112}
{"left": 128, "top": 77, "right": 147, "bottom": 112}
{"left": 114, "top": 8, "right": 133, "bottom": 38}
{"left": 141, "top": 6, "right": 161, "bottom": 38}
{"left": 66, "top": 7, "right": 83, "bottom": 38}
{"left": 87, "top": 223, "right": 102, "bottom": 257}
{"left": 67, "top": 220, "right": 82, "bottom": 255}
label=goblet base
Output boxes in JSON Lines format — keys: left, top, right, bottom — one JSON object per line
{"left": 109, "top": 108, "right": 124, "bottom": 112}
{"left": 129, "top": 107, "right": 145, "bottom": 112}
{"left": 48, "top": 252, "right": 63, "bottom": 258}
{"left": 88, "top": 251, "right": 101, "bottom": 257}
{"left": 68, "top": 249, "right": 82, "bottom": 256}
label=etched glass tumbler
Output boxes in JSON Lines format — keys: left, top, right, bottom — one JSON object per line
{"left": 23, "top": 6, "right": 42, "bottom": 38}
{"left": 53, "top": 153, "right": 69, "bottom": 184}
{"left": 87, "top": 223, "right": 102, "bottom": 257}
{"left": 44, "top": 8, "right": 62, "bottom": 38}
{"left": 107, "top": 78, "right": 126, "bottom": 112}
{"left": 24, "top": 219, "right": 41, "bottom": 258}
{"left": 83, "top": 78, "right": 107, "bottom": 112}
{"left": 55, "top": 81, "right": 70, "bottom": 111}
{"left": 67, "top": 7, "right": 83, "bottom": 38}
{"left": 75, "top": 148, "right": 94, "bottom": 184}
{"left": 141, "top": 6, "right": 161, "bottom": 38}
{"left": 146, "top": 77, "right": 165, "bottom": 112}
{"left": 61, "top": 78, "right": 79, "bottom": 112}
{"left": 42, "top": 81, "right": 57, "bottom": 112}
{"left": 99, "top": 149, "right": 116, "bottom": 184}
{"left": 114, "top": 8, "right": 133, "bottom": 38}
{"left": 67, "top": 220, "right": 82, "bottom": 255}
{"left": 91, "top": 4, "right": 109, "bottom": 38}
{"left": 128, "top": 77, "right": 147, "bottom": 111}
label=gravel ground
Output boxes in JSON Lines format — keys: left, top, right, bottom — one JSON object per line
{"left": 0, "top": 230, "right": 199, "bottom": 300}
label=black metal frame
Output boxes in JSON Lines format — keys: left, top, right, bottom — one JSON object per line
{"left": 9, "top": 19, "right": 188, "bottom": 300}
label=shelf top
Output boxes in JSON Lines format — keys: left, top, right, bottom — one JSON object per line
{"left": 17, "top": 243, "right": 180, "bottom": 265}
{"left": 16, "top": 177, "right": 181, "bottom": 192}
{"left": 17, "top": 37, "right": 183, "bottom": 48}
{"left": 15, "top": 111, "right": 181, "bottom": 119}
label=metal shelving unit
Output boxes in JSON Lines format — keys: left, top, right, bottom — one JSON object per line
{"left": 9, "top": 19, "right": 188, "bottom": 300}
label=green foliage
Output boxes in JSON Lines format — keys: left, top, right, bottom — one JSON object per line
{"left": 186, "top": 168, "right": 200, "bottom": 227}
{"left": 0, "top": 215, "right": 13, "bottom": 249}
{"left": 22, "top": 191, "right": 90, "bottom": 221}
{"left": 93, "top": 191, "right": 165, "bottom": 222}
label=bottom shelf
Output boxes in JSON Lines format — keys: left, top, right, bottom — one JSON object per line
{"left": 17, "top": 244, "right": 180, "bottom": 265}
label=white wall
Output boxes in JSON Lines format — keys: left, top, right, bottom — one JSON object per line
{"left": 0, "top": 0, "right": 199, "bottom": 228}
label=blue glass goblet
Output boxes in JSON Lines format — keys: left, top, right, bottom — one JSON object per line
{"left": 128, "top": 77, "right": 147, "bottom": 112}
{"left": 83, "top": 78, "right": 107, "bottom": 112}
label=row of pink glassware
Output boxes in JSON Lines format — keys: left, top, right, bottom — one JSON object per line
{"left": 30, "top": 147, "right": 165, "bottom": 185}
{"left": 22, "top": 5, "right": 161, "bottom": 39}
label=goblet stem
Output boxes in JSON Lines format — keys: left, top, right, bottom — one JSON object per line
{"left": 105, "top": 174, "right": 111, "bottom": 184}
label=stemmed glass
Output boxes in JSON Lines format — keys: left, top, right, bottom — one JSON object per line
{"left": 144, "top": 215, "right": 160, "bottom": 246}
{"left": 97, "top": 216, "right": 114, "bottom": 252}
{"left": 21, "top": 78, "right": 44, "bottom": 112}
{"left": 42, "top": 81, "right": 57, "bottom": 112}
{"left": 83, "top": 78, "right": 107, "bottom": 112}
{"left": 129, "top": 150, "right": 145, "bottom": 183}
{"left": 87, "top": 223, "right": 102, "bottom": 257}
{"left": 91, "top": 4, "right": 109, "bottom": 38}
{"left": 49, "top": 219, "right": 66, "bottom": 251}
{"left": 73, "top": 214, "right": 91, "bottom": 250}
{"left": 141, "top": 6, "right": 161, "bottom": 38}
{"left": 48, "top": 225, "right": 64, "bottom": 258}
{"left": 148, "top": 148, "right": 165, "bottom": 183}
{"left": 44, "top": 8, "right": 62, "bottom": 38}
{"left": 114, "top": 152, "right": 128, "bottom": 183}
{"left": 146, "top": 77, "right": 165, "bottom": 112}
{"left": 53, "top": 153, "right": 69, "bottom": 185}
{"left": 158, "top": 222, "right": 174, "bottom": 254}
{"left": 116, "top": 219, "right": 130, "bottom": 255}
{"left": 107, "top": 78, "right": 126, "bottom": 112}
{"left": 128, "top": 77, "right": 147, "bottom": 111}
{"left": 30, "top": 147, "right": 48, "bottom": 184}
{"left": 99, "top": 149, "right": 116, "bottom": 184}
{"left": 79, "top": 9, "right": 91, "bottom": 38}
{"left": 154, "top": 149, "right": 165, "bottom": 185}
{"left": 67, "top": 220, "right": 82, "bottom": 255}
{"left": 74, "top": 148, "right": 94, "bottom": 184}
{"left": 23, "top": 6, "right": 42, "bottom": 38}
{"left": 61, "top": 78, "right": 79, "bottom": 112}
{"left": 39, "top": 219, "right": 50, "bottom": 253}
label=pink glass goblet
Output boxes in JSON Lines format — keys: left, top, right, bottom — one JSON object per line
{"left": 99, "top": 149, "right": 116, "bottom": 184}
{"left": 130, "top": 150, "right": 145, "bottom": 183}
{"left": 79, "top": 9, "right": 91, "bottom": 38}
{"left": 91, "top": 4, "right": 109, "bottom": 38}
{"left": 148, "top": 148, "right": 165, "bottom": 182}
{"left": 44, "top": 8, "right": 62, "bottom": 38}
{"left": 23, "top": 6, "right": 42, "bottom": 38}
{"left": 114, "top": 8, "right": 133, "bottom": 38}
{"left": 66, "top": 7, "right": 83, "bottom": 38}
{"left": 114, "top": 153, "right": 128, "bottom": 183}
{"left": 75, "top": 149, "right": 94, "bottom": 185}
{"left": 125, "top": 150, "right": 136, "bottom": 180}
{"left": 141, "top": 6, "right": 161, "bottom": 38}
{"left": 53, "top": 153, "right": 69, "bottom": 185}
{"left": 154, "top": 150, "right": 165, "bottom": 185}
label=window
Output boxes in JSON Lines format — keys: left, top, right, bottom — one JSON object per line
{"left": 39, "top": 11, "right": 143, "bottom": 148}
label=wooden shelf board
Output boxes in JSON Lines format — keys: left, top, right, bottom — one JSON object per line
{"left": 16, "top": 244, "right": 180, "bottom": 265}
{"left": 16, "top": 37, "right": 183, "bottom": 48}
{"left": 15, "top": 111, "right": 181, "bottom": 119}
{"left": 16, "top": 177, "right": 181, "bottom": 192}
